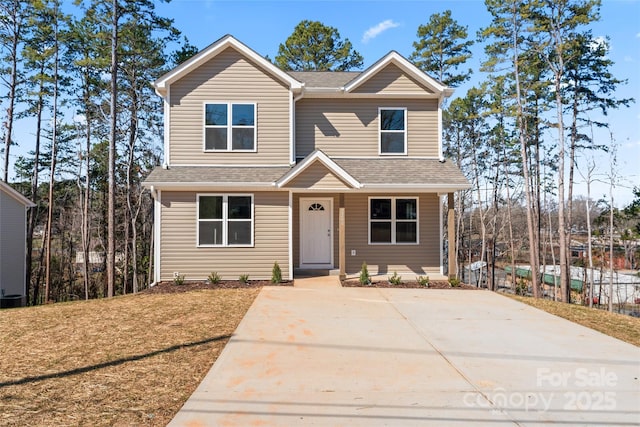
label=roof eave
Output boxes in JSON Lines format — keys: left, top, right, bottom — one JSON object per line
{"left": 142, "top": 181, "right": 278, "bottom": 190}
{"left": 276, "top": 150, "right": 361, "bottom": 189}
{"left": 344, "top": 51, "right": 449, "bottom": 95}
{"left": 359, "top": 183, "right": 471, "bottom": 191}
{"left": 153, "top": 35, "right": 303, "bottom": 98}
{"left": 0, "top": 181, "right": 35, "bottom": 207}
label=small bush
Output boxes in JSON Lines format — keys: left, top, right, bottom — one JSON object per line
{"left": 389, "top": 271, "right": 402, "bottom": 285}
{"left": 417, "top": 275, "right": 430, "bottom": 287}
{"left": 271, "top": 261, "right": 282, "bottom": 284}
{"left": 359, "top": 262, "right": 371, "bottom": 285}
{"left": 449, "top": 277, "right": 461, "bottom": 288}
{"left": 239, "top": 274, "right": 249, "bottom": 284}
{"left": 515, "top": 279, "right": 528, "bottom": 295}
{"left": 207, "top": 272, "right": 221, "bottom": 284}
{"left": 173, "top": 274, "right": 185, "bottom": 286}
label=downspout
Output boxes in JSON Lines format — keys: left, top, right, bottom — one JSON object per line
{"left": 438, "top": 93, "right": 445, "bottom": 162}
{"left": 149, "top": 185, "right": 161, "bottom": 286}
{"left": 291, "top": 88, "right": 305, "bottom": 165}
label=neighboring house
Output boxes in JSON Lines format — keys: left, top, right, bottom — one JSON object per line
{"left": 75, "top": 251, "right": 125, "bottom": 273}
{"left": 144, "top": 35, "right": 469, "bottom": 283}
{"left": 0, "top": 181, "right": 35, "bottom": 307}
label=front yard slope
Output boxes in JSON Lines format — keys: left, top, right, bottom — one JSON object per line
{"left": 508, "top": 295, "right": 640, "bottom": 347}
{"left": 0, "top": 288, "right": 259, "bottom": 426}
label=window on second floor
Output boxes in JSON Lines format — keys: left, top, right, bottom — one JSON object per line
{"left": 204, "top": 103, "right": 256, "bottom": 151}
{"left": 379, "top": 107, "right": 407, "bottom": 155}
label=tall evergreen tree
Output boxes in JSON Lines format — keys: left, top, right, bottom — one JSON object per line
{"left": 275, "top": 20, "right": 363, "bottom": 71}
{"left": 0, "top": 0, "right": 27, "bottom": 181}
{"left": 481, "top": 0, "right": 543, "bottom": 297}
{"left": 410, "top": 10, "right": 473, "bottom": 87}
{"left": 527, "top": 0, "right": 601, "bottom": 302}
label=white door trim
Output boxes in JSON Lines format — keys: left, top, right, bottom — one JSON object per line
{"left": 299, "top": 197, "right": 334, "bottom": 269}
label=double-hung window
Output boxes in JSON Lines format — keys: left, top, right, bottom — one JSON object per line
{"left": 204, "top": 103, "right": 256, "bottom": 151}
{"left": 379, "top": 107, "right": 406, "bottom": 155}
{"left": 198, "top": 194, "right": 253, "bottom": 246}
{"left": 369, "top": 197, "right": 418, "bottom": 244}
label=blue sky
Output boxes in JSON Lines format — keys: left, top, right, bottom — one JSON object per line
{"left": 154, "top": 0, "right": 640, "bottom": 206}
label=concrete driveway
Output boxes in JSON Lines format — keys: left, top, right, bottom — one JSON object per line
{"left": 169, "top": 287, "right": 640, "bottom": 426}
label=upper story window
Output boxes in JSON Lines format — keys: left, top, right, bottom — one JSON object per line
{"left": 204, "top": 103, "right": 256, "bottom": 151}
{"left": 379, "top": 107, "right": 406, "bottom": 155}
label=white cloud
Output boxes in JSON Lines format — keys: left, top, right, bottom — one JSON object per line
{"left": 624, "top": 55, "right": 634, "bottom": 62}
{"left": 362, "top": 20, "right": 400, "bottom": 43}
{"left": 636, "top": 32, "right": 640, "bottom": 38}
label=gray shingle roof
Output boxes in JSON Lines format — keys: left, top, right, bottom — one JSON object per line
{"left": 144, "top": 166, "right": 291, "bottom": 185}
{"left": 144, "top": 159, "right": 469, "bottom": 190}
{"left": 287, "top": 71, "right": 360, "bottom": 88}
{"left": 334, "top": 158, "right": 469, "bottom": 187}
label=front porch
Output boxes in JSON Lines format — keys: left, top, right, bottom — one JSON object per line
{"left": 276, "top": 150, "right": 465, "bottom": 281}
{"left": 291, "top": 192, "right": 453, "bottom": 281}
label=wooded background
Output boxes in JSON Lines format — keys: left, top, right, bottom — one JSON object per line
{"left": 1, "top": 0, "right": 637, "bottom": 306}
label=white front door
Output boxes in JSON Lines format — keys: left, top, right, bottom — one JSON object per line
{"left": 300, "top": 198, "right": 333, "bottom": 268}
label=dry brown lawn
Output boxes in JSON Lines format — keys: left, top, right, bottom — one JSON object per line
{"left": 0, "top": 288, "right": 259, "bottom": 426}
{"left": 507, "top": 295, "right": 640, "bottom": 347}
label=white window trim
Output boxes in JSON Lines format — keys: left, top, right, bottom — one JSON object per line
{"left": 203, "top": 102, "right": 257, "bottom": 152}
{"left": 378, "top": 107, "right": 407, "bottom": 156}
{"left": 368, "top": 196, "right": 419, "bottom": 245}
{"left": 196, "top": 193, "right": 254, "bottom": 247}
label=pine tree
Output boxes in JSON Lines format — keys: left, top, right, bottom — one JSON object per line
{"left": 275, "top": 20, "right": 363, "bottom": 71}
{"left": 410, "top": 10, "right": 473, "bottom": 87}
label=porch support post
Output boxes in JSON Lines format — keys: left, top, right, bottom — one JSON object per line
{"left": 447, "top": 192, "right": 456, "bottom": 279}
{"left": 339, "top": 193, "right": 346, "bottom": 281}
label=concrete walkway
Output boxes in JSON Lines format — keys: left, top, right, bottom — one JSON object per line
{"left": 293, "top": 275, "right": 342, "bottom": 289}
{"left": 169, "top": 287, "right": 640, "bottom": 426}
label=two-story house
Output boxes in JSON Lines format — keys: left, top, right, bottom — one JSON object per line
{"left": 144, "top": 35, "right": 469, "bottom": 283}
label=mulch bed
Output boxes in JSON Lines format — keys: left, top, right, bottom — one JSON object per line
{"left": 144, "top": 280, "right": 293, "bottom": 294}
{"left": 341, "top": 279, "right": 478, "bottom": 289}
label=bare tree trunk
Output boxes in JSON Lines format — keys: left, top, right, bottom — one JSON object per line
{"left": 125, "top": 74, "right": 139, "bottom": 293}
{"left": 578, "top": 157, "right": 597, "bottom": 308}
{"left": 511, "top": 5, "right": 540, "bottom": 297}
{"left": 607, "top": 138, "right": 617, "bottom": 313}
{"left": 471, "top": 142, "right": 487, "bottom": 288}
{"left": 548, "top": 197, "right": 558, "bottom": 301}
{"left": 26, "top": 68, "right": 45, "bottom": 304}
{"left": 123, "top": 209, "right": 129, "bottom": 295}
{"left": 107, "top": 0, "right": 119, "bottom": 298}
{"left": 44, "top": 10, "right": 60, "bottom": 303}
{"left": 553, "top": 78, "right": 570, "bottom": 303}
{"left": 81, "top": 117, "right": 91, "bottom": 300}
{"left": 502, "top": 152, "right": 517, "bottom": 292}
{"left": 1, "top": 0, "right": 22, "bottom": 182}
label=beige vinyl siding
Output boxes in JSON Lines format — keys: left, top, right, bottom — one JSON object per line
{"left": 292, "top": 192, "right": 440, "bottom": 275}
{"left": 169, "top": 47, "right": 291, "bottom": 165}
{"left": 160, "top": 191, "right": 289, "bottom": 280}
{"left": 295, "top": 98, "right": 438, "bottom": 158}
{"left": 0, "top": 190, "right": 27, "bottom": 297}
{"left": 293, "top": 194, "right": 339, "bottom": 269}
{"left": 286, "top": 162, "right": 351, "bottom": 190}
{"left": 351, "top": 63, "right": 435, "bottom": 95}
{"left": 343, "top": 193, "right": 440, "bottom": 275}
